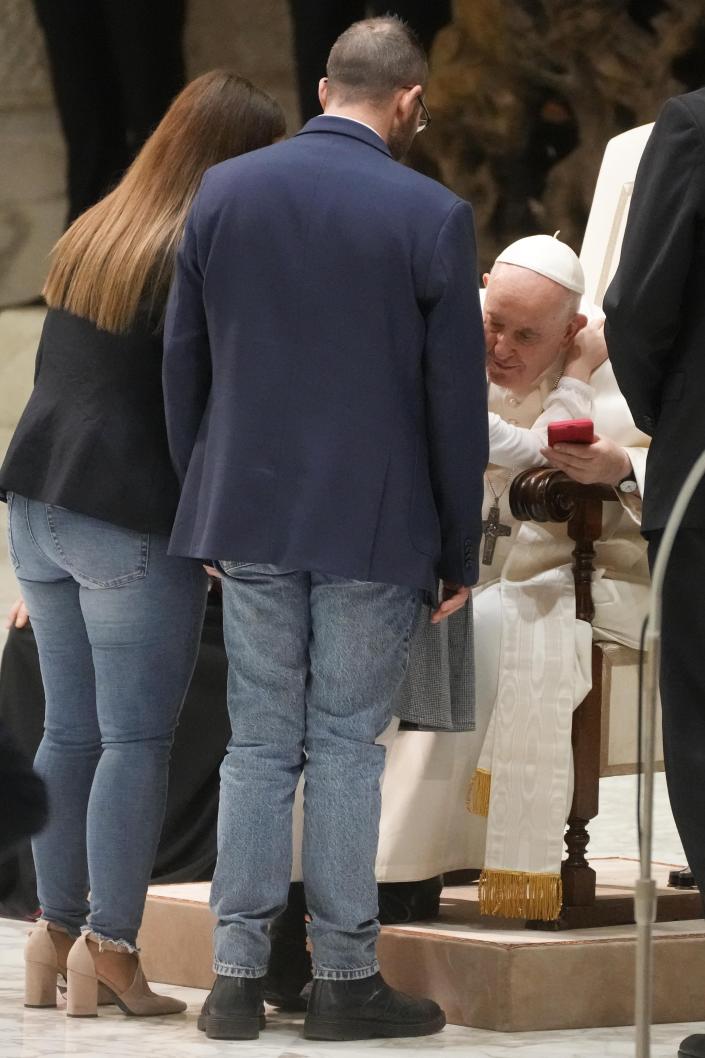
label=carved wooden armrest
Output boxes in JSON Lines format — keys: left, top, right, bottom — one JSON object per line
{"left": 509, "top": 467, "right": 620, "bottom": 623}
{"left": 509, "top": 467, "right": 616, "bottom": 523}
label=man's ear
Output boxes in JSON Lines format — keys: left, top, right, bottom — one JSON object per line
{"left": 397, "top": 84, "right": 422, "bottom": 123}
{"left": 318, "top": 77, "right": 328, "bottom": 110}
{"left": 482, "top": 272, "right": 490, "bottom": 288}
{"left": 564, "top": 312, "right": 588, "bottom": 345}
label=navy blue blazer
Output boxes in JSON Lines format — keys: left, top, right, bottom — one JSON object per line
{"left": 163, "top": 116, "right": 488, "bottom": 594}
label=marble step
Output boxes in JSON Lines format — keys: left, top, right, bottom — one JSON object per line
{"left": 140, "top": 857, "right": 705, "bottom": 1032}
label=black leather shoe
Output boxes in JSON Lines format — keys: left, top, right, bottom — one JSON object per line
{"left": 668, "top": 868, "right": 698, "bottom": 889}
{"left": 262, "top": 976, "right": 311, "bottom": 1012}
{"left": 378, "top": 877, "right": 443, "bottom": 924}
{"left": 261, "top": 882, "right": 312, "bottom": 1011}
{"left": 680, "top": 1035, "right": 705, "bottom": 1056}
{"left": 197, "top": 975, "right": 265, "bottom": 1039}
{"left": 303, "top": 972, "right": 446, "bottom": 1040}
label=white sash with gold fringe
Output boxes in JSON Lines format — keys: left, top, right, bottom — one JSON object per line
{"left": 468, "top": 566, "right": 592, "bottom": 920}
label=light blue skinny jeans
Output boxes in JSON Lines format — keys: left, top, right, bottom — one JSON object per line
{"left": 211, "top": 562, "right": 421, "bottom": 981}
{"left": 6, "top": 493, "right": 208, "bottom": 948}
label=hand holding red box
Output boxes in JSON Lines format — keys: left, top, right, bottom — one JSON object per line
{"left": 547, "top": 418, "right": 595, "bottom": 446}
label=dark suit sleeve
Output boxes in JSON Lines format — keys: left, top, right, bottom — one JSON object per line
{"left": 423, "top": 200, "right": 488, "bottom": 585}
{"left": 162, "top": 187, "right": 212, "bottom": 483}
{"left": 604, "top": 97, "right": 705, "bottom": 435}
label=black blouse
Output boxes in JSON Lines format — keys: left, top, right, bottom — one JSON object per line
{"left": 0, "top": 307, "right": 181, "bottom": 535}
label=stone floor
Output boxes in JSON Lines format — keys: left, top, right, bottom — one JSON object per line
{"left": 0, "top": 306, "right": 701, "bottom": 1053}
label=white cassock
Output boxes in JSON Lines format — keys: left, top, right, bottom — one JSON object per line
{"left": 362, "top": 310, "right": 648, "bottom": 888}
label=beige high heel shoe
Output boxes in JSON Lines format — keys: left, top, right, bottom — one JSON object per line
{"left": 25, "top": 920, "right": 74, "bottom": 1008}
{"left": 24, "top": 920, "right": 114, "bottom": 1009}
{"left": 66, "top": 932, "right": 187, "bottom": 1018}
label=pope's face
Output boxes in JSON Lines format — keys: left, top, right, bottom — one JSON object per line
{"left": 483, "top": 264, "right": 585, "bottom": 394}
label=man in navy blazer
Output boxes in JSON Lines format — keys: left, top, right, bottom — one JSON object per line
{"left": 164, "top": 15, "right": 487, "bottom": 1042}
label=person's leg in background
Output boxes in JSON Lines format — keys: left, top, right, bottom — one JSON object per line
{"left": 261, "top": 881, "right": 311, "bottom": 1010}
{"left": 0, "top": 719, "right": 47, "bottom": 865}
{"left": 32, "top": 0, "right": 129, "bottom": 224}
{"left": 288, "top": 2, "right": 451, "bottom": 126}
{"left": 648, "top": 529, "right": 705, "bottom": 910}
{"left": 100, "top": 0, "right": 186, "bottom": 154}
{"left": 288, "top": 1, "right": 364, "bottom": 123}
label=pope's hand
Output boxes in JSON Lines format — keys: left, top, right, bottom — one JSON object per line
{"left": 562, "top": 317, "right": 608, "bottom": 383}
{"left": 5, "top": 596, "right": 30, "bottom": 630}
{"left": 431, "top": 582, "right": 470, "bottom": 624}
{"left": 541, "top": 433, "right": 632, "bottom": 486}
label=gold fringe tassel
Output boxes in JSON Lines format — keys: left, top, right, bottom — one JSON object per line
{"left": 466, "top": 768, "right": 491, "bottom": 817}
{"left": 478, "top": 868, "right": 563, "bottom": 921}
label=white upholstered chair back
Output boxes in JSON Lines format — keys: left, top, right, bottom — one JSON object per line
{"left": 579, "top": 123, "right": 654, "bottom": 309}
{"left": 576, "top": 120, "right": 665, "bottom": 774}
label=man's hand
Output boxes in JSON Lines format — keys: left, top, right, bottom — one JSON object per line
{"left": 562, "top": 317, "right": 608, "bottom": 383}
{"left": 541, "top": 433, "right": 632, "bottom": 486}
{"left": 5, "top": 596, "right": 29, "bottom": 630}
{"left": 431, "top": 582, "right": 470, "bottom": 624}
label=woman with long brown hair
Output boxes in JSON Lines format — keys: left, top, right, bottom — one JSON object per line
{"left": 0, "top": 70, "right": 285, "bottom": 1019}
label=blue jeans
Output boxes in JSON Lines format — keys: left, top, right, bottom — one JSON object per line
{"left": 211, "top": 562, "right": 421, "bottom": 980}
{"left": 6, "top": 494, "right": 208, "bottom": 947}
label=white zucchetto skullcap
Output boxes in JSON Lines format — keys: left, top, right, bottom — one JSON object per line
{"left": 495, "top": 234, "right": 585, "bottom": 295}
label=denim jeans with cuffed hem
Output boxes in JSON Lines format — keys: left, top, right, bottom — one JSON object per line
{"left": 81, "top": 928, "right": 139, "bottom": 955}
{"left": 6, "top": 493, "right": 208, "bottom": 946}
{"left": 210, "top": 563, "right": 421, "bottom": 980}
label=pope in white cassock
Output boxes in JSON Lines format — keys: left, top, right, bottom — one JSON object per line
{"left": 369, "top": 235, "right": 650, "bottom": 920}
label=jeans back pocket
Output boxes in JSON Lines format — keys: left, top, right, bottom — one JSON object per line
{"left": 45, "top": 506, "right": 149, "bottom": 588}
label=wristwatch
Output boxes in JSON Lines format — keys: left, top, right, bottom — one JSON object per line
{"left": 618, "top": 468, "right": 639, "bottom": 494}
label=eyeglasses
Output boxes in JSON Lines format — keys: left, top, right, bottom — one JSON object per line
{"left": 417, "top": 95, "right": 431, "bottom": 134}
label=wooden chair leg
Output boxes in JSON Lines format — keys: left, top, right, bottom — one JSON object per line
{"left": 561, "top": 644, "right": 603, "bottom": 908}
{"left": 562, "top": 818, "right": 596, "bottom": 905}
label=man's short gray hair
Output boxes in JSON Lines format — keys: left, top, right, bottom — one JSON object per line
{"left": 326, "top": 16, "right": 428, "bottom": 106}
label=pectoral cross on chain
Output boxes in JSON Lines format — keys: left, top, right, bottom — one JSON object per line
{"left": 482, "top": 505, "right": 511, "bottom": 565}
